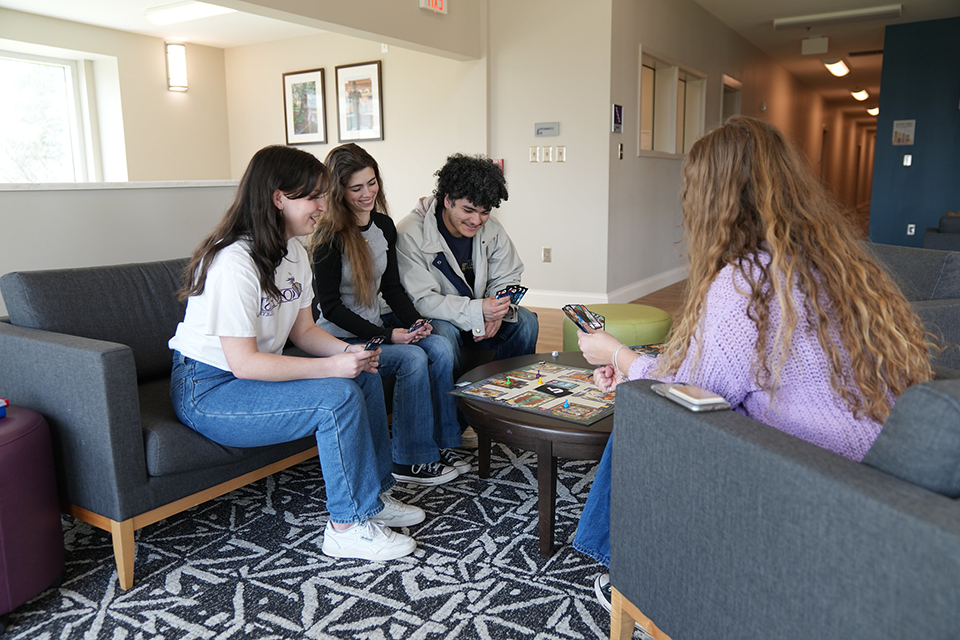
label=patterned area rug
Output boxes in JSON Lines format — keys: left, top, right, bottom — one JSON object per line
{"left": 5, "top": 444, "right": 641, "bottom": 639}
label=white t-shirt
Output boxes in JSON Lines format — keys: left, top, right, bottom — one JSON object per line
{"left": 169, "top": 238, "right": 314, "bottom": 372}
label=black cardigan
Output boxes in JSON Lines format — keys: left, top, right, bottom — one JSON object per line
{"left": 311, "top": 211, "right": 421, "bottom": 343}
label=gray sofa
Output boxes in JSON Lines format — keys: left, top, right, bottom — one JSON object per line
{"left": 865, "top": 242, "right": 960, "bottom": 369}
{"left": 924, "top": 215, "right": 960, "bottom": 251}
{"left": 610, "top": 378, "right": 960, "bottom": 640}
{"left": 0, "top": 259, "right": 317, "bottom": 589}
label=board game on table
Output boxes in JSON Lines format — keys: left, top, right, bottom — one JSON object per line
{"left": 449, "top": 360, "right": 615, "bottom": 426}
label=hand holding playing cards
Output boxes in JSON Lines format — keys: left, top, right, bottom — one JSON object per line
{"left": 593, "top": 364, "right": 621, "bottom": 393}
{"left": 482, "top": 295, "right": 511, "bottom": 322}
{"left": 578, "top": 329, "right": 627, "bottom": 367}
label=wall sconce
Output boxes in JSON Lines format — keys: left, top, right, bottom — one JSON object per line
{"left": 850, "top": 88, "right": 869, "bottom": 101}
{"left": 867, "top": 107, "right": 880, "bottom": 116}
{"left": 165, "top": 42, "right": 188, "bottom": 92}
{"left": 822, "top": 58, "right": 850, "bottom": 77}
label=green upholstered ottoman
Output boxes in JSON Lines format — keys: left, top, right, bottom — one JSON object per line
{"left": 562, "top": 303, "right": 672, "bottom": 352}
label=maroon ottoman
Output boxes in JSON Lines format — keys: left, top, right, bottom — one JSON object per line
{"left": 0, "top": 405, "right": 65, "bottom": 617}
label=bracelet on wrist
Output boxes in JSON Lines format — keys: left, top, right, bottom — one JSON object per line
{"left": 613, "top": 345, "right": 629, "bottom": 381}
{"left": 343, "top": 344, "right": 350, "bottom": 353}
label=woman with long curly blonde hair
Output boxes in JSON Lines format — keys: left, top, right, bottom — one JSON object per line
{"left": 573, "top": 116, "right": 932, "bottom": 592}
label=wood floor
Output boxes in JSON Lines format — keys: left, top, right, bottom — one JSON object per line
{"left": 528, "top": 280, "right": 687, "bottom": 353}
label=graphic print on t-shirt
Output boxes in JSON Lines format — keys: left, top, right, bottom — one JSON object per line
{"left": 259, "top": 274, "right": 303, "bottom": 317}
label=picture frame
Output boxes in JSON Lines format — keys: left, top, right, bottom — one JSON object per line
{"left": 282, "top": 68, "right": 326, "bottom": 145}
{"left": 335, "top": 61, "right": 383, "bottom": 142}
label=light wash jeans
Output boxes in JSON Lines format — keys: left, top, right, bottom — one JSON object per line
{"left": 430, "top": 306, "right": 540, "bottom": 381}
{"left": 573, "top": 436, "right": 612, "bottom": 567}
{"left": 348, "top": 314, "right": 462, "bottom": 464}
{"left": 170, "top": 351, "right": 394, "bottom": 525}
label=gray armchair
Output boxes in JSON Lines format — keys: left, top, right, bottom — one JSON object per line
{"left": 864, "top": 242, "right": 960, "bottom": 369}
{"left": 0, "top": 259, "right": 317, "bottom": 589}
{"left": 609, "top": 379, "right": 960, "bottom": 640}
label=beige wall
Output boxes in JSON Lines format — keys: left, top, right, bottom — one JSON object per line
{"left": 223, "top": 32, "right": 487, "bottom": 215}
{"left": 0, "top": 8, "right": 231, "bottom": 181}
{"left": 0, "top": 183, "right": 235, "bottom": 316}
{"left": 223, "top": 0, "right": 482, "bottom": 60}
{"left": 487, "top": 0, "right": 613, "bottom": 307}
{"left": 604, "top": 0, "right": 835, "bottom": 299}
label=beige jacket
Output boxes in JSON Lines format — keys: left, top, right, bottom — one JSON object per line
{"left": 396, "top": 195, "right": 524, "bottom": 337}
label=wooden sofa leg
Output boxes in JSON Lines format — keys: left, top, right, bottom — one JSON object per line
{"left": 610, "top": 586, "right": 673, "bottom": 640}
{"left": 110, "top": 518, "right": 136, "bottom": 590}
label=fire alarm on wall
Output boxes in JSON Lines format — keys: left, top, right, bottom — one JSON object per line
{"left": 419, "top": 0, "right": 447, "bottom": 14}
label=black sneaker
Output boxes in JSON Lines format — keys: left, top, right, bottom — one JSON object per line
{"left": 392, "top": 461, "right": 458, "bottom": 486}
{"left": 440, "top": 448, "right": 471, "bottom": 474}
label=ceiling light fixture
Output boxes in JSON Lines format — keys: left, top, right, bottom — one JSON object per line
{"left": 867, "top": 107, "right": 880, "bottom": 116}
{"left": 773, "top": 3, "right": 902, "bottom": 30}
{"left": 822, "top": 58, "right": 850, "bottom": 77}
{"left": 145, "top": 1, "right": 236, "bottom": 26}
{"left": 851, "top": 88, "right": 870, "bottom": 101}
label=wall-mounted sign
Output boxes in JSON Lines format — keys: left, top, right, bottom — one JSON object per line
{"left": 612, "top": 104, "right": 623, "bottom": 133}
{"left": 892, "top": 119, "right": 915, "bottom": 146}
{"left": 534, "top": 122, "right": 559, "bottom": 137}
{"left": 419, "top": 0, "right": 447, "bottom": 14}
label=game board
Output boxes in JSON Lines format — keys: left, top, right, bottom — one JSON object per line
{"left": 450, "top": 361, "right": 615, "bottom": 426}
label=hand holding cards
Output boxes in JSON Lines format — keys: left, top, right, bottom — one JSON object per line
{"left": 562, "top": 304, "right": 605, "bottom": 332}
{"left": 496, "top": 285, "right": 528, "bottom": 305}
{"left": 363, "top": 335, "right": 385, "bottom": 350}
{"left": 407, "top": 318, "right": 431, "bottom": 333}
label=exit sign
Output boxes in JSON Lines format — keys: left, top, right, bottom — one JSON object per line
{"left": 419, "top": 0, "right": 447, "bottom": 14}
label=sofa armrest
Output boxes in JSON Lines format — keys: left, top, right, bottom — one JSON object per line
{"left": 610, "top": 380, "right": 960, "bottom": 640}
{"left": 0, "top": 320, "right": 149, "bottom": 519}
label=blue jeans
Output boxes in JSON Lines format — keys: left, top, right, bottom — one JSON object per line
{"left": 430, "top": 306, "right": 540, "bottom": 380}
{"left": 170, "top": 351, "right": 394, "bottom": 525}
{"left": 573, "top": 436, "right": 612, "bottom": 567}
{"left": 357, "top": 314, "right": 462, "bottom": 464}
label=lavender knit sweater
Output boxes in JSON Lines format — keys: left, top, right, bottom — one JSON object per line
{"left": 628, "top": 257, "right": 884, "bottom": 461}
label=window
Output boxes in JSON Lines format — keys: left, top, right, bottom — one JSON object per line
{"left": 0, "top": 51, "right": 88, "bottom": 182}
{"left": 721, "top": 74, "right": 742, "bottom": 123}
{"left": 638, "top": 51, "right": 705, "bottom": 155}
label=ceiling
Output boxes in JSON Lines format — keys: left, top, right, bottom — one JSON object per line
{"left": 3, "top": 0, "right": 959, "bottom": 117}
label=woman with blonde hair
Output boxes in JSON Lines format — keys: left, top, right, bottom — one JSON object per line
{"left": 574, "top": 115, "right": 932, "bottom": 607}
{"left": 311, "top": 143, "right": 466, "bottom": 486}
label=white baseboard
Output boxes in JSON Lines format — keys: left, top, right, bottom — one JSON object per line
{"left": 522, "top": 265, "right": 688, "bottom": 309}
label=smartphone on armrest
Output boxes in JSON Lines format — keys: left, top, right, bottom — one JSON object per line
{"left": 651, "top": 383, "right": 731, "bottom": 412}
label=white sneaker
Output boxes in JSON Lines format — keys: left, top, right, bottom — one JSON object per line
{"left": 377, "top": 492, "right": 425, "bottom": 527}
{"left": 461, "top": 426, "right": 479, "bottom": 448}
{"left": 322, "top": 519, "right": 416, "bottom": 561}
{"left": 440, "top": 448, "right": 471, "bottom": 474}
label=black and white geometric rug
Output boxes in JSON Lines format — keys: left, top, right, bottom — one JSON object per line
{"left": 5, "top": 444, "right": 647, "bottom": 639}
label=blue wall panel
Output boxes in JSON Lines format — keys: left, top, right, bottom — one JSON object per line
{"left": 869, "top": 17, "right": 960, "bottom": 246}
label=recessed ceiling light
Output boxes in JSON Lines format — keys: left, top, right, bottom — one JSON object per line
{"left": 851, "top": 88, "right": 870, "bottom": 101}
{"left": 822, "top": 58, "right": 850, "bottom": 77}
{"left": 867, "top": 107, "right": 880, "bottom": 116}
{"left": 145, "top": 1, "right": 236, "bottom": 26}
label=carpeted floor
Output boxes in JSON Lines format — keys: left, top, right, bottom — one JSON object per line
{"left": 4, "top": 444, "right": 647, "bottom": 639}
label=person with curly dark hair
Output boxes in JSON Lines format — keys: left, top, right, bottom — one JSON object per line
{"left": 396, "top": 153, "right": 539, "bottom": 384}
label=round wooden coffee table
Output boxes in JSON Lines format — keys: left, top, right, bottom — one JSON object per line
{"left": 455, "top": 351, "right": 613, "bottom": 557}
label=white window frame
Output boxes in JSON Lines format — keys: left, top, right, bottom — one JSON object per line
{"left": 720, "top": 74, "right": 743, "bottom": 123}
{"left": 0, "top": 49, "right": 90, "bottom": 182}
{"left": 637, "top": 47, "right": 706, "bottom": 158}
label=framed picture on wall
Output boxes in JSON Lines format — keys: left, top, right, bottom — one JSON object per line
{"left": 335, "top": 61, "right": 383, "bottom": 142}
{"left": 283, "top": 68, "right": 326, "bottom": 145}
